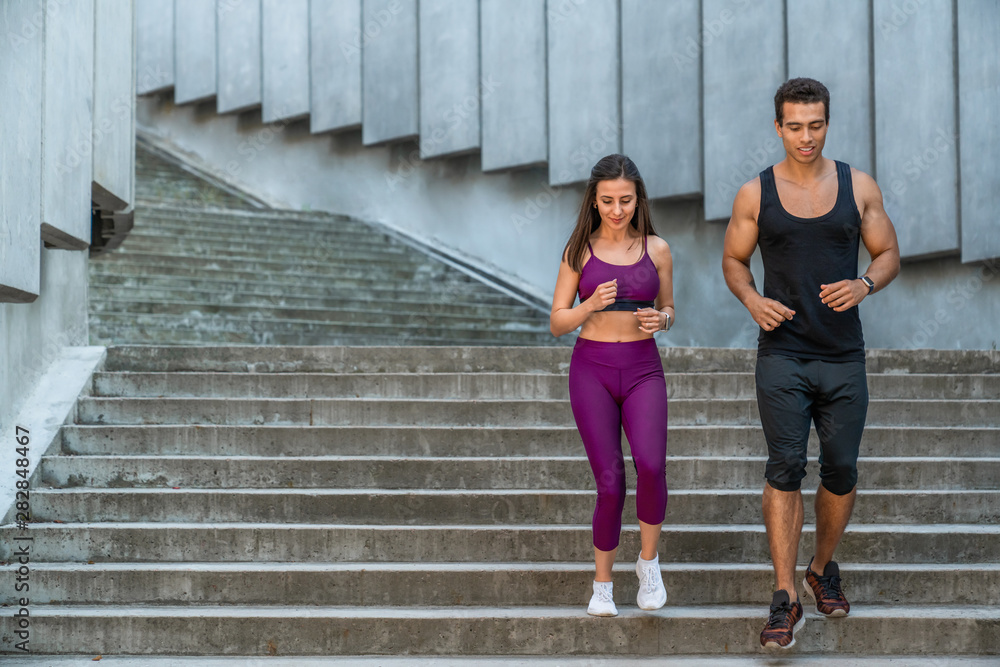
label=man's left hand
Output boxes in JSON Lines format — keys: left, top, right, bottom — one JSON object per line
{"left": 819, "top": 279, "right": 868, "bottom": 312}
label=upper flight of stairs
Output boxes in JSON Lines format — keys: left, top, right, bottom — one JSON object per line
{"left": 1, "top": 345, "right": 998, "bottom": 658}
{"left": 87, "top": 143, "right": 557, "bottom": 347}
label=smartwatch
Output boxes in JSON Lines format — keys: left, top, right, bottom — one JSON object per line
{"left": 661, "top": 312, "right": 672, "bottom": 331}
{"left": 860, "top": 276, "right": 875, "bottom": 294}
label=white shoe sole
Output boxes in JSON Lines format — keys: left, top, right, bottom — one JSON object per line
{"left": 587, "top": 606, "right": 618, "bottom": 617}
{"left": 762, "top": 615, "right": 805, "bottom": 650}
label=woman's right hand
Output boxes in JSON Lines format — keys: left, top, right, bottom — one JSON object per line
{"left": 586, "top": 279, "right": 617, "bottom": 312}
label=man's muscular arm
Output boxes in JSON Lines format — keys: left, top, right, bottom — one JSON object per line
{"left": 819, "top": 169, "right": 901, "bottom": 311}
{"left": 723, "top": 179, "right": 796, "bottom": 331}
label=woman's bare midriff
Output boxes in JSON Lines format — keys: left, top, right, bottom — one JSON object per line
{"left": 579, "top": 310, "right": 656, "bottom": 343}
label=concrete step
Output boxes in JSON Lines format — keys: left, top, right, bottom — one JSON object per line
{"left": 88, "top": 289, "right": 538, "bottom": 316}
{"left": 39, "top": 454, "right": 1000, "bottom": 491}
{"left": 124, "top": 227, "right": 408, "bottom": 252}
{"left": 59, "top": 425, "right": 1000, "bottom": 458}
{"left": 28, "top": 488, "right": 1000, "bottom": 525}
{"left": 74, "top": 397, "right": 1000, "bottom": 428}
{"left": 88, "top": 298, "right": 545, "bottom": 326}
{"left": 99, "top": 249, "right": 467, "bottom": 277}
{"left": 95, "top": 345, "right": 1000, "bottom": 375}
{"left": 88, "top": 274, "right": 526, "bottom": 305}
{"left": 3, "top": 523, "right": 996, "bottom": 563}
{"left": 0, "top": 603, "right": 996, "bottom": 656}
{"left": 90, "top": 309, "right": 552, "bottom": 345}
{"left": 88, "top": 371, "right": 1000, "bottom": 400}
{"left": 9, "top": 562, "right": 998, "bottom": 607}
{"left": 89, "top": 327, "right": 559, "bottom": 348}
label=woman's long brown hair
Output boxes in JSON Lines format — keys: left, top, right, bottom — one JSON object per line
{"left": 562, "top": 154, "right": 657, "bottom": 273}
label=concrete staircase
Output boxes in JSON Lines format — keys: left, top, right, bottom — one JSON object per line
{"left": 2, "top": 345, "right": 998, "bottom": 658}
{"left": 87, "top": 144, "right": 556, "bottom": 347}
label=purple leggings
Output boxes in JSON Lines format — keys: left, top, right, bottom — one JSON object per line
{"left": 568, "top": 337, "right": 669, "bottom": 551}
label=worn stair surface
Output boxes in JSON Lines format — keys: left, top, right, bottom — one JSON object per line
{"left": 2, "top": 346, "right": 999, "bottom": 658}
{"left": 87, "top": 144, "right": 555, "bottom": 346}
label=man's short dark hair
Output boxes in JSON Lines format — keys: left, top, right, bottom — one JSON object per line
{"left": 774, "top": 78, "right": 830, "bottom": 125}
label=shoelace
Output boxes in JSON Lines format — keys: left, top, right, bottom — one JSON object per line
{"left": 767, "top": 602, "right": 794, "bottom": 628}
{"left": 594, "top": 585, "right": 614, "bottom": 603}
{"left": 640, "top": 564, "right": 661, "bottom": 594}
{"left": 816, "top": 574, "right": 844, "bottom": 599}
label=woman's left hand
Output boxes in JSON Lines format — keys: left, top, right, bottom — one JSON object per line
{"left": 635, "top": 307, "right": 663, "bottom": 334}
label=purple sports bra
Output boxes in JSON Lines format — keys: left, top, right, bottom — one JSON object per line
{"left": 577, "top": 237, "right": 660, "bottom": 311}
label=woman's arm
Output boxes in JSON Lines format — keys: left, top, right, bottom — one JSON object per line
{"left": 550, "top": 252, "right": 616, "bottom": 337}
{"left": 637, "top": 236, "right": 674, "bottom": 333}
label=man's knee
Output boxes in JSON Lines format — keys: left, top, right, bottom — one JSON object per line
{"left": 820, "top": 465, "right": 858, "bottom": 495}
{"left": 765, "top": 451, "right": 807, "bottom": 492}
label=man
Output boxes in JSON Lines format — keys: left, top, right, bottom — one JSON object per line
{"left": 722, "top": 77, "right": 900, "bottom": 650}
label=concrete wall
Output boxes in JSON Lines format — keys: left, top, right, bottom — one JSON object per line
{"left": 174, "top": 0, "right": 217, "bottom": 104}
{"left": 262, "top": 0, "right": 310, "bottom": 123}
{"left": 137, "top": 97, "right": 1000, "bottom": 351}
{"left": 361, "top": 0, "right": 418, "bottom": 145}
{"left": 1, "top": 2, "right": 135, "bottom": 445}
{"left": 310, "top": 0, "right": 362, "bottom": 133}
{"left": 217, "top": 0, "right": 261, "bottom": 114}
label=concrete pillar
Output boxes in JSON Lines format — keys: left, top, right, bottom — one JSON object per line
{"left": 262, "top": 0, "right": 310, "bottom": 123}
{"left": 957, "top": 1, "right": 1000, "bottom": 264}
{"left": 480, "top": 0, "right": 546, "bottom": 172}
{"left": 702, "top": 0, "right": 786, "bottom": 221}
{"left": 787, "top": 0, "right": 873, "bottom": 176}
{"left": 874, "top": 0, "right": 958, "bottom": 259}
{"left": 362, "top": 0, "right": 418, "bottom": 145}
{"left": 217, "top": 0, "right": 262, "bottom": 114}
{"left": 42, "top": 0, "right": 95, "bottom": 251}
{"left": 136, "top": 0, "right": 174, "bottom": 94}
{"left": 418, "top": 0, "right": 480, "bottom": 158}
{"left": 174, "top": 0, "right": 217, "bottom": 104}
{"left": 622, "top": 0, "right": 702, "bottom": 199}
{"left": 547, "top": 0, "right": 620, "bottom": 186}
{"left": 0, "top": 1, "right": 44, "bottom": 302}
{"left": 92, "top": 0, "right": 136, "bottom": 213}
{"left": 310, "top": 0, "right": 362, "bottom": 133}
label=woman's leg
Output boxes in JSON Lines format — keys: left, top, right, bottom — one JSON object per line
{"left": 569, "top": 351, "right": 627, "bottom": 581}
{"left": 621, "top": 369, "right": 669, "bottom": 559}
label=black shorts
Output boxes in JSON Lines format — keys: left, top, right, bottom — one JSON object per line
{"left": 755, "top": 354, "right": 869, "bottom": 494}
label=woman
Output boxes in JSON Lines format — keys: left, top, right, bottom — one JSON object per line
{"left": 550, "top": 154, "right": 674, "bottom": 616}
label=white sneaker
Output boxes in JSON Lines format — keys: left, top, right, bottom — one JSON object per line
{"left": 636, "top": 554, "right": 667, "bottom": 610}
{"left": 587, "top": 580, "right": 618, "bottom": 617}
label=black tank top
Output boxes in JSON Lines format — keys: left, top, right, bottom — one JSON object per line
{"left": 756, "top": 160, "right": 865, "bottom": 362}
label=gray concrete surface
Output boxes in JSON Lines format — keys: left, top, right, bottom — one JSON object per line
{"left": 92, "top": 0, "right": 136, "bottom": 211}
{"left": 41, "top": 0, "right": 94, "bottom": 250}
{"left": 622, "top": 0, "right": 702, "bottom": 199}
{"left": 0, "top": 1, "right": 43, "bottom": 303}
{"left": 418, "top": 0, "right": 480, "bottom": 158}
{"left": 787, "top": 0, "right": 873, "bottom": 176}
{"left": 361, "top": 0, "right": 418, "bottom": 144}
{"left": 135, "top": 0, "right": 173, "bottom": 94}
{"left": 173, "top": 0, "right": 216, "bottom": 104}
{"left": 874, "top": 0, "right": 958, "bottom": 259}
{"left": 702, "top": 0, "right": 786, "bottom": 221}
{"left": 217, "top": 0, "right": 262, "bottom": 114}
{"left": 480, "top": 0, "right": 547, "bottom": 171}
{"left": 547, "top": 0, "right": 620, "bottom": 186}
{"left": 261, "top": 0, "right": 310, "bottom": 123}
{"left": 309, "top": 0, "right": 362, "bottom": 133}
{"left": 1, "top": 657, "right": 997, "bottom": 666}
{"left": 958, "top": 1, "right": 1000, "bottom": 264}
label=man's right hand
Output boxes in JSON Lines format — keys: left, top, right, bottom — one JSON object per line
{"left": 747, "top": 296, "right": 795, "bottom": 332}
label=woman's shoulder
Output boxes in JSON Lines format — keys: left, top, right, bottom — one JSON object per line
{"left": 645, "top": 234, "right": 671, "bottom": 255}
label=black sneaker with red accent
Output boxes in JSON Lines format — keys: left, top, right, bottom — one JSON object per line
{"left": 803, "top": 557, "right": 850, "bottom": 617}
{"left": 760, "top": 590, "right": 805, "bottom": 650}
